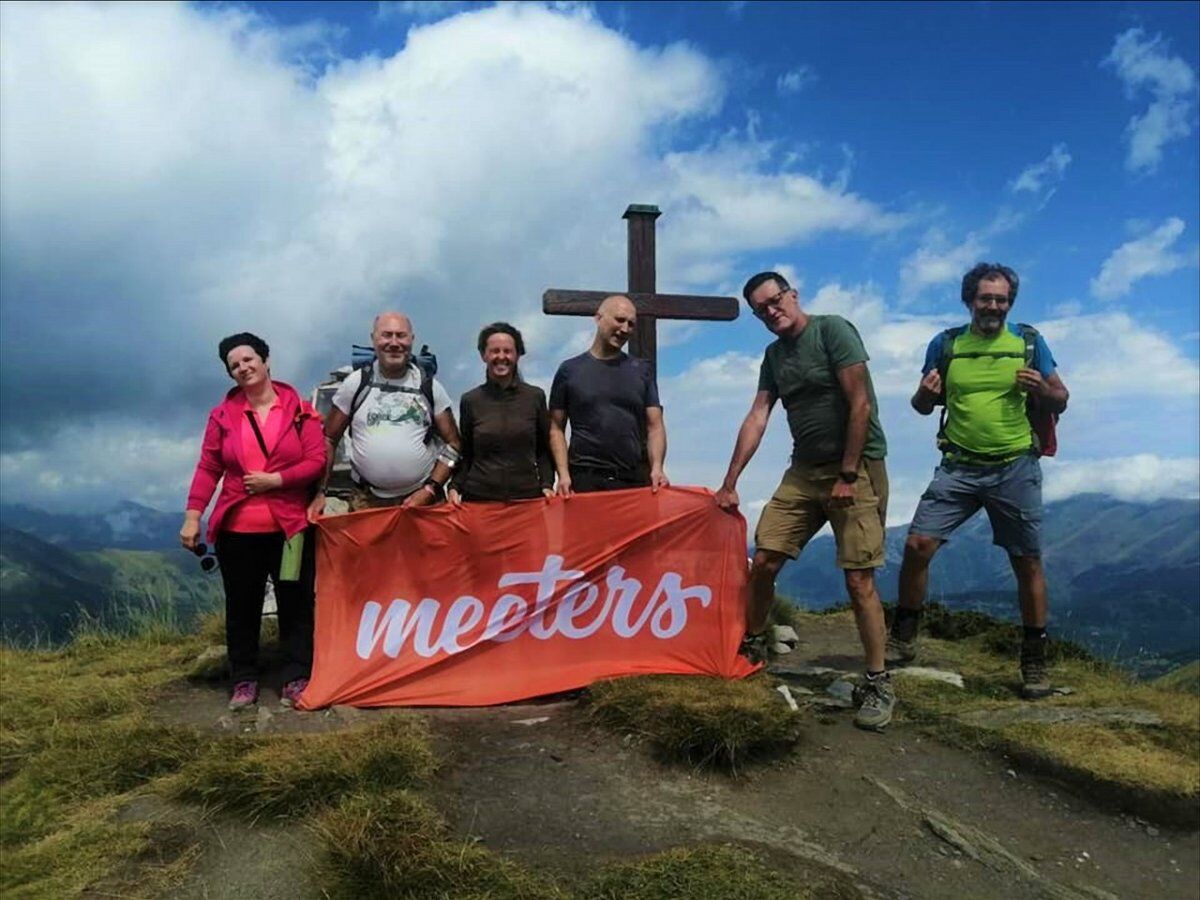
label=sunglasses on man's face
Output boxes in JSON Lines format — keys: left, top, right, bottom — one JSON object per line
{"left": 751, "top": 287, "right": 792, "bottom": 319}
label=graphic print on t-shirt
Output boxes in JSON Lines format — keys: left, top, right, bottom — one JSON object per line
{"left": 365, "top": 388, "right": 429, "bottom": 430}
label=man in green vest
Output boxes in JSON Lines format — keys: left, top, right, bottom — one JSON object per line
{"left": 716, "top": 271, "right": 893, "bottom": 731}
{"left": 890, "top": 263, "right": 1070, "bottom": 698}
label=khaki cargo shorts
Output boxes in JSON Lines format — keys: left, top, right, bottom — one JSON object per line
{"left": 754, "top": 458, "right": 889, "bottom": 569}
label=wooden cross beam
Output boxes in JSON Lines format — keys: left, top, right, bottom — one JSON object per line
{"left": 543, "top": 204, "right": 739, "bottom": 369}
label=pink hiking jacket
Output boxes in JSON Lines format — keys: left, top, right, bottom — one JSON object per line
{"left": 186, "top": 381, "right": 326, "bottom": 544}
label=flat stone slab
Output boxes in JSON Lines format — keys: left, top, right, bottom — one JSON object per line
{"left": 958, "top": 706, "right": 1163, "bottom": 730}
{"left": 825, "top": 680, "right": 857, "bottom": 706}
{"left": 892, "top": 667, "right": 965, "bottom": 688}
{"left": 768, "top": 664, "right": 853, "bottom": 688}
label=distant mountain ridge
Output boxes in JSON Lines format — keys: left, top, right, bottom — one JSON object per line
{"left": 0, "top": 520, "right": 221, "bottom": 642}
{"left": 0, "top": 500, "right": 183, "bottom": 551}
{"left": 774, "top": 494, "right": 1200, "bottom": 676}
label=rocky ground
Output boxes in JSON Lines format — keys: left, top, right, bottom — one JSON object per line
{"left": 142, "top": 615, "right": 1200, "bottom": 899}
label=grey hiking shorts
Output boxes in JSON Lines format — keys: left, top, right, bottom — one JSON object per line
{"left": 908, "top": 453, "right": 1042, "bottom": 557}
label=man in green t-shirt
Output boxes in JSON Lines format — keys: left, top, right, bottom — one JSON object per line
{"left": 715, "top": 271, "right": 893, "bottom": 732}
{"left": 890, "top": 263, "right": 1070, "bottom": 699}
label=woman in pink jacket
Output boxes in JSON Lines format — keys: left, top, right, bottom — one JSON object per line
{"left": 180, "top": 333, "right": 326, "bottom": 711}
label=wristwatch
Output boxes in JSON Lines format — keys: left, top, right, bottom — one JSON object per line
{"left": 838, "top": 470, "right": 859, "bottom": 484}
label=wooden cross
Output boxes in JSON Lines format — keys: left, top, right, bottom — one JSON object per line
{"left": 543, "top": 204, "right": 739, "bottom": 370}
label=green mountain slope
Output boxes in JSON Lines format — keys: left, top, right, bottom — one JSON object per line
{"left": 0, "top": 527, "right": 220, "bottom": 642}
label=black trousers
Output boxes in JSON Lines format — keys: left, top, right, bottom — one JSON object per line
{"left": 215, "top": 529, "right": 315, "bottom": 683}
{"left": 569, "top": 465, "right": 650, "bottom": 493}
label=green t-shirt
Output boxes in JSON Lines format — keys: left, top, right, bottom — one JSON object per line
{"left": 757, "top": 315, "right": 887, "bottom": 464}
{"left": 942, "top": 328, "right": 1032, "bottom": 458}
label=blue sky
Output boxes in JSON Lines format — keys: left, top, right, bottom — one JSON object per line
{"left": 1, "top": 0, "right": 1197, "bottom": 526}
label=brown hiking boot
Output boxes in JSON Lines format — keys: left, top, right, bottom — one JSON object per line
{"left": 885, "top": 633, "right": 918, "bottom": 666}
{"left": 885, "top": 613, "right": 919, "bottom": 665}
{"left": 1020, "top": 636, "right": 1052, "bottom": 700}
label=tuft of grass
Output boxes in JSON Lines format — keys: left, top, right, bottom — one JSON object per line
{"left": 195, "top": 609, "right": 228, "bottom": 646}
{"left": 577, "top": 844, "right": 825, "bottom": 900}
{"left": 1, "top": 623, "right": 215, "bottom": 895}
{"left": 587, "top": 674, "right": 799, "bottom": 772}
{"left": 314, "top": 789, "right": 564, "bottom": 900}
{"left": 766, "top": 595, "right": 803, "bottom": 631}
{"left": 1, "top": 796, "right": 200, "bottom": 900}
{"left": 169, "top": 715, "right": 436, "bottom": 818}
{"left": 1, "top": 714, "right": 206, "bottom": 847}
{"left": 918, "top": 603, "right": 1106, "bottom": 667}
{"left": 1154, "top": 660, "right": 1200, "bottom": 694}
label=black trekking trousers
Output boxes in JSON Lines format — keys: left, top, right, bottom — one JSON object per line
{"left": 215, "top": 528, "right": 315, "bottom": 683}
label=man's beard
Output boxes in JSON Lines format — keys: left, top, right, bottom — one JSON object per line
{"left": 977, "top": 313, "right": 1004, "bottom": 333}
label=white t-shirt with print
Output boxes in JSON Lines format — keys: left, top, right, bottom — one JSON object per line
{"left": 332, "top": 363, "right": 453, "bottom": 498}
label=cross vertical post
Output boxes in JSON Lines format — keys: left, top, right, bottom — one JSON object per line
{"left": 623, "top": 204, "right": 662, "bottom": 364}
{"left": 543, "top": 204, "right": 738, "bottom": 371}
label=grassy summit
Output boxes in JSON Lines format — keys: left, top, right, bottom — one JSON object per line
{"left": 1, "top": 604, "right": 1195, "bottom": 897}
{"left": 0, "top": 614, "right": 831, "bottom": 899}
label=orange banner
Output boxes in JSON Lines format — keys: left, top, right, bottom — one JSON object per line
{"left": 300, "top": 487, "right": 758, "bottom": 709}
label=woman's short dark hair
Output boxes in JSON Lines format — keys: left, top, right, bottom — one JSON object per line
{"left": 476, "top": 322, "right": 526, "bottom": 356}
{"left": 218, "top": 332, "right": 270, "bottom": 370}
{"left": 961, "top": 263, "right": 1019, "bottom": 305}
{"left": 742, "top": 271, "right": 791, "bottom": 303}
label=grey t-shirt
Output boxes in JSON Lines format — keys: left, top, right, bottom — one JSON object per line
{"left": 549, "top": 351, "right": 661, "bottom": 473}
{"left": 757, "top": 315, "right": 887, "bottom": 464}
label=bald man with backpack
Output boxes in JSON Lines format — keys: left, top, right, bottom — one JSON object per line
{"left": 889, "top": 263, "right": 1069, "bottom": 699}
{"left": 310, "top": 312, "right": 461, "bottom": 515}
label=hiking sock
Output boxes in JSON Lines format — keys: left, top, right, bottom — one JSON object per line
{"left": 893, "top": 606, "right": 921, "bottom": 641}
{"left": 866, "top": 669, "right": 888, "bottom": 680}
{"left": 1023, "top": 626, "right": 1047, "bottom": 641}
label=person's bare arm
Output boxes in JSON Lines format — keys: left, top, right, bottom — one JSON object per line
{"left": 911, "top": 370, "right": 942, "bottom": 415}
{"left": 549, "top": 409, "right": 571, "bottom": 497}
{"left": 1018, "top": 369, "right": 1069, "bottom": 415}
{"left": 830, "top": 363, "right": 873, "bottom": 507}
{"left": 646, "top": 407, "right": 668, "bottom": 492}
{"left": 307, "top": 406, "right": 349, "bottom": 521}
{"left": 714, "top": 390, "right": 776, "bottom": 509}
{"left": 836, "top": 363, "right": 871, "bottom": 473}
{"left": 403, "top": 409, "right": 461, "bottom": 508}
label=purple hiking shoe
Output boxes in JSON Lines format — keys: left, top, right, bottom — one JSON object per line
{"left": 280, "top": 678, "right": 309, "bottom": 709}
{"left": 228, "top": 680, "right": 259, "bottom": 711}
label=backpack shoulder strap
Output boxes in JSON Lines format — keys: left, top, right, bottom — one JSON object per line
{"left": 935, "top": 326, "right": 967, "bottom": 447}
{"left": 417, "top": 363, "right": 437, "bottom": 445}
{"left": 1016, "top": 323, "right": 1038, "bottom": 368}
{"left": 936, "top": 326, "right": 968, "bottom": 383}
{"left": 347, "top": 362, "right": 375, "bottom": 438}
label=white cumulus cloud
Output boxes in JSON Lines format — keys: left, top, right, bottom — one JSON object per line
{"left": 1035, "top": 311, "right": 1200, "bottom": 397}
{"left": 1009, "top": 143, "right": 1071, "bottom": 194}
{"left": 0, "top": 1, "right": 909, "bottom": 511}
{"left": 898, "top": 229, "right": 987, "bottom": 300}
{"left": 1103, "top": 28, "right": 1198, "bottom": 174}
{"left": 776, "top": 66, "right": 816, "bottom": 96}
{"left": 1089, "top": 218, "right": 1199, "bottom": 299}
{"left": 1043, "top": 455, "right": 1200, "bottom": 503}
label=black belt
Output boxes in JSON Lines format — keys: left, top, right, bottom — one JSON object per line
{"left": 939, "top": 442, "right": 1031, "bottom": 465}
{"left": 570, "top": 463, "right": 647, "bottom": 480}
